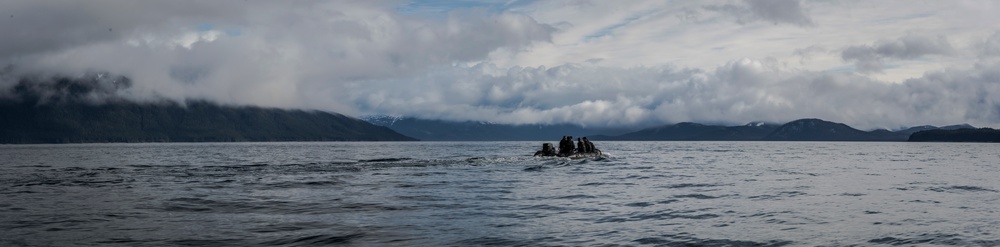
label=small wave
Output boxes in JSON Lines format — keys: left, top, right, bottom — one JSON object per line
{"left": 404, "top": 172, "right": 448, "bottom": 176}
{"left": 520, "top": 204, "right": 568, "bottom": 211}
{"left": 840, "top": 193, "right": 866, "bottom": 197}
{"left": 262, "top": 180, "right": 342, "bottom": 189}
{"left": 464, "top": 157, "right": 486, "bottom": 162}
{"left": 169, "top": 238, "right": 247, "bottom": 246}
{"left": 66, "top": 179, "right": 129, "bottom": 187}
{"left": 260, "top": 233, "right": 365, "bottom": 245}
{"left": 358, "top": 158, "right": 412, "bottom": 163}
{"left": 523, "top": 165, "right": 545, "bottom": 171}
{"left": 339, "top": 202, "right": 411, "bottom": 212}
{"left": 748, "top": 191, "right": 807, "bottom": 200}
{"left": 13, "top": 179, "right": 63, "bottom": 187}
{"left": 395, "top": 195, "right": 444, "bottom": 202}
{"left": 96, "top": 237, "right": 163, "bottom": 244}
{"left": 927, "top": 185, "right": 997, "bottom": 193}
{"left": 454, "top": 237, "right": 528, "bottom": 246}
{"left": 555, "top": 194, "right": 598, "bottom": 200}
{"left": 578, "top": 182, "right": 637, "bottom": 187}
{"left": 159, "top": 197, "right": 347, "bottom": 214}
{"left": 13, "top": 165, "right": 51, "bottom": 168}
{"left": 212, "top": 163, "right": 271, "bottom": 169}
{"left": 624, "top": 202, "right": 654, "bottom": 207}
{"left": 597, "top": 209, "right": 720, "bottom": 223}
{"left": 673, "top": 194, "right": 725, "bottom": 199}
{"left": 634, "top": 235, "right": 790, "bottom": 246}
{"left": 658, "top": 199, "right": 680, "bottom": 204}
{"left": 866, "top": 233, "right": 991, "bottom": 246}
{"left": 659, "top": 183, "right": 730, "bottom": 189}
{"left": 246, "top": 222, "right": 331, "bottom": 233}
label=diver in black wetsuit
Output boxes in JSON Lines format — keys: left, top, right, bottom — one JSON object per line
{"left": 535, "top": 142, "right": 556, "bottom": 156}
{"left": 557, "top": 136, "right": 567, "bottom": 155}
{"left": 577, "top": 137, "right": 585, "bottom": 153}
{"left": 566, "top": 136, "right": 575, "bottom": 155}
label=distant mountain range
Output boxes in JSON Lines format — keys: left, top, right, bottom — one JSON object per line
{"left": 367, "top": 116, "right": 978, "bottom": 142}
{"left": 363, "top": 116, "right": 633, "bottom": 141}
{"left": 593, "top": 121, "right": 780, "bottom": 141}
{"left": 0, "top": 74, "right": 415, "bottom": 143}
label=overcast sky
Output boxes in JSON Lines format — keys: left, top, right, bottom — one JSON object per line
{"left": 2, "top": 0, "right": 1000, "bottom": 129}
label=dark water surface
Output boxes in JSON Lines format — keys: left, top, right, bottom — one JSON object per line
{"left": 2, "top": 142, "right": 999, "bottom": 246}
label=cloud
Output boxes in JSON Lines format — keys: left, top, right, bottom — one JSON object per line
{"left": 2, "top": 1, "right": 553, "bottom": 114}
{"left": 841, "top": 34, "right": 955, "bottom": 74}
{"left": 793, "top": 45, "right": 826, "bottom": 64}
{"left": 0, "top": 0, "right": 243, "bottom": 59}
{"left": 704, "top": 0, "right": 814, "bottom": 26}
{"left": 0, "top": 72, "right": 134, "bottom": 105}
{"left": 977, "top": 31, "right": 1000, "bottom": 58}
{"left": 347, "top": 57, "right": 1000, "bottom": 129}
{"left": 3, "top": 0, "right": 1000, "bottom": 129}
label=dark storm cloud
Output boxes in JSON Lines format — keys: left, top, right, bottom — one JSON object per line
{"left": 841, "top": 34, "right": 954, "bottom": 73}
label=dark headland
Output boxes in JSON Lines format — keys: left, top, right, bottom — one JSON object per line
{"left": 908, "top": 128, "right": 1000, "bottom": 142}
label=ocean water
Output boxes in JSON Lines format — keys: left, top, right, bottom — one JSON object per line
{"left": 1, "top": 141, "right": 999, "bottom": 246}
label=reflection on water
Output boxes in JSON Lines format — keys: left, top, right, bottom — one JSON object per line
{"left": 2, "top": 142, "right": 999, "bottom": 246}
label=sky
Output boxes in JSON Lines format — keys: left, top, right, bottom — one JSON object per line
{"left": 2, "top": 0, "right": 1000, "bottom": 129}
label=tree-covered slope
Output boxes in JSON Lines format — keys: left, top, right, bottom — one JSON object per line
{"left": 609, "top": 122, "right": 779, "bottom": 141}
{"left": 0, "top": 74, "right": 415, "bottom": 143}
{"left": 908, "top": 128, "right": 1000, "bottom": 142}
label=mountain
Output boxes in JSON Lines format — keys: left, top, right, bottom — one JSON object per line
{"left": 940, "top": 124, "right": 976, "bottom": 130}
{"left": 604, "top": 122, "right": 780, "bottom": 141}
{"left": 0, "top": 74, "right": 415, "bottom": 143}
{"left": 762, "top": 118, "right": 906, "bottom": 141}
{"left": 894, "top": 124, "right": 975, "bottom": 135}
{"left": 592, "top": 119, "right": 910, "bottom": 142}
{"left": 908, "top": 128, "right": 1000, "bottom": 142}
{"left": 368, "top": 115, "right": 981, "bottom": 142}
{"left": 364, "top": 116, "right": 632, "bottom": 141}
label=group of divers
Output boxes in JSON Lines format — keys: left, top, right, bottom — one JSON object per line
{"left": 533, "top": 136, "right": 601, "bottom": 158}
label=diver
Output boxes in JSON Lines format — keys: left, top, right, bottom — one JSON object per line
{"left": 566, "top": 136, "right": 575, "bottom": 156}
{"left": 577, "top": 137, "right": 585, "bottom": 153}
{"left": 557, "top": 136, "right": 568, "bottom": 155}
{"left": 535, "top": 143, "right": 556, "bottom": 156}
{"left": 584, "top": 137, "right": 596, "bottom": 153}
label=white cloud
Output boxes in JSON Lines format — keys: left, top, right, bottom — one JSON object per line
{"left": 2, "top": 0, "right": 553, "bottom": 114}
{"left": 841, "top": 34, "right": 955, "bottom": 74}
{"left": 704, "top": 0, "right": 814, "bottom": 27}
{"left": 348, "top": 57, "right": 1000, "bottom": 129}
